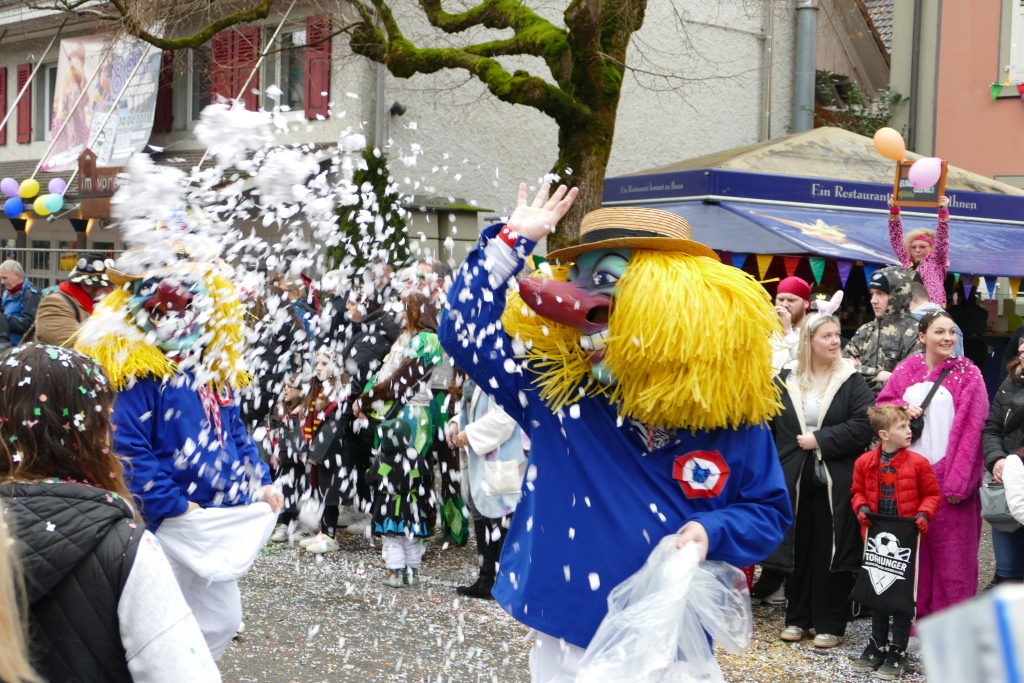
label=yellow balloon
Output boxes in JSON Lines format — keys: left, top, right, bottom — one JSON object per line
{"left": 873, "top": 127, "right": 906, "bottom": 162}
{"left": 33, "top": 196, "right": 50, "bottom": 216}
{"left": 18, "top": 178, "right": 39, "bottom": 199}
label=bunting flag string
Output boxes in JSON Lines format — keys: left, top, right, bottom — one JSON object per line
{"left": 732, "top": 253, "right": 748, "bottom": 270}
{"left": 1010, "top": 277, "right": 1021, "bottom": 300}
{"left": 756, "top": 254, "right": 773, "bottom": 279}
{"left": 992, "top": 84, "right": 1004, "bottom": 101}
{"left": 964, "top": 276, "right": 975, "bottom": 301}
{"left": 782, "top": 256, "right": 800, "bottom": 277}
{"left": 809, "top": 257, "right": 826, "bottom": 285}
{"left": 836, "top": 260, "right": 854, "bottom": 287}
{"left": 953, "top": 273, "right": 961, "bottom": 283}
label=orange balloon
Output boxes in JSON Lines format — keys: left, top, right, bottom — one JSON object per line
{"left": 873, "top": 127, "right": 906, "bottom": 161}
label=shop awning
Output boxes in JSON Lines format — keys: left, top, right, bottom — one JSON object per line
{"left": 646, "top": 201, "right": 806, "bottom": 254}
{"left": 715, "top": 201, "right": 1024, "bottom": 278}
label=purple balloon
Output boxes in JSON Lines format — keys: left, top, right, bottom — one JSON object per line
{"left": 908, "top": 157, "right": 943, "bottom": 190}
{"left": 48, "top": 178, "right": 67, "bottom": 195}
{"left": 0, "top": 178, "right": 18, "bottom": 198}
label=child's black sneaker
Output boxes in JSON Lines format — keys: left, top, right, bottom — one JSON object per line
{"left": 406, "top": 567, "right": 420, "bottom": 586}
{"left": 875, "top": 646, "right": 909, "bottom": 680}
{"left": 850, "top": 638, "right": 886, "bottom": 672}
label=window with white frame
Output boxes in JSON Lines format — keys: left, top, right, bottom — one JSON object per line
{"left": 263, "top": 27, "right": 306, "bottom": 112}
{"left": 33, "top": 64, "right": 57, "bottom": 142}
{"left": 188, "top": 45, "right": 212, "bottom": 122}
{"left": 1006, "top": 0, "right": 1024, "bottom": 83}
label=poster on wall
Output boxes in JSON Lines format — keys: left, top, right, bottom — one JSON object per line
{"left": 41, "top": 35, "right": 161, "bottom": 172}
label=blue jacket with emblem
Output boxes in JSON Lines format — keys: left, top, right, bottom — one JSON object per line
{"left": 112, "top": 373, "right": 272, "bottom": 530}
{"left": 439, "top": 224, "right": 793, "bottom": 649}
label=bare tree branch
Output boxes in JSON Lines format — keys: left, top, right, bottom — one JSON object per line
{"left": 31, "top": 0, "right": 280, "bottom": 50}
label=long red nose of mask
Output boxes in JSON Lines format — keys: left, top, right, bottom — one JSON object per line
{"left": 518, "top": 278, "right": 611, "bottom": 335}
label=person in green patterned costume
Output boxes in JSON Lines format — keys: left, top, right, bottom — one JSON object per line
{"left": 353, "top": 293, "right": 442, "bottom": 587}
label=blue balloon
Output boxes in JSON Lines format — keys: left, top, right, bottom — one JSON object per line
{"left": 43, "top": 193, "right": 63, "bottom": 213}
{"left": 4, "top": 197, "right": 23, "bottom": 218}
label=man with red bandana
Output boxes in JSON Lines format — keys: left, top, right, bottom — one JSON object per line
{"left": 772, "top": 276, "right": 812, "bottom": 373}
{"left": 439, "top": 184, "right": 791, "bottom": 681}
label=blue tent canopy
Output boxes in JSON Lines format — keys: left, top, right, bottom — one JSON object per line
{"left": 604, "top": 168, "right": 1024, "bottom": 277}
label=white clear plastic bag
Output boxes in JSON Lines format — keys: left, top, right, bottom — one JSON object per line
{"left": 576, "top": 537, "right": 752, "bottom": 683}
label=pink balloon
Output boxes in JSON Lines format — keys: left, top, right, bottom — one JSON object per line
{"left": 908, "top": 157, "right": 943, "bottom": 190}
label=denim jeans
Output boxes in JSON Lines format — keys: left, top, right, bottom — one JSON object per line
{"left": 991, "top": 525, "right": 1024, "bottom": 579}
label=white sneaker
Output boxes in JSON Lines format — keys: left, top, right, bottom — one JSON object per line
{"left": 305, "top": 536, "right": 340, "bottom": 553}
{"left": 763, "top": 585, "right": 787, "bottom": 607}
{"left": 345, "top": 520, "right": 370, "bottom": 535}
{"left": 270, "top": 524, "right": 289, "bottom": 543}
{"left": 295, "top": 531, "right": 320, "bottom": 547}
{"left": 337, "top": 507, "right": 362, "bottom": 527}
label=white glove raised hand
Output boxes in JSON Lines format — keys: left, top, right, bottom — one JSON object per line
{"left": 506, "top": 183, "right": 579, "bottom": 243}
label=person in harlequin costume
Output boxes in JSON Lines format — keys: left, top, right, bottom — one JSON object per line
{"left": 74, "top": 248, "right": 282, "bottom": 661}
{"left": 439, "top": 184, "right": 793, "bottom": 680}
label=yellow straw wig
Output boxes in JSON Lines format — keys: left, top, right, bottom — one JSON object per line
{"left": 74, "top": 267, "right": 250, "bottom": 392}
{"left": 503, "top": 252, "right": 783, "bottom": 430}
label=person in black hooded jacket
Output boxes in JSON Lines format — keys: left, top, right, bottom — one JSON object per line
{"left": 0, "top": 343, "right": 218, "bottom": 682}
{"left": 766, "top": 306, "right": 874, "bottom": 649}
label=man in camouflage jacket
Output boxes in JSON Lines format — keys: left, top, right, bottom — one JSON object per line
{"left": 846, "top": 266, "right": 922, "bottom": 394}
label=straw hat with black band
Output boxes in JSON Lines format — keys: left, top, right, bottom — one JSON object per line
{"left": 544, "top": 207, "right": 720, "bottom": 263}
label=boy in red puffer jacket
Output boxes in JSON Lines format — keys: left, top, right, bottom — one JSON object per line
{"left": 850, "top": 404, "right": 941, "bottom": 680}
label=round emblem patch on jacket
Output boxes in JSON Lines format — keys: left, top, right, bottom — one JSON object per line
{"left": 674, "top": 450, "right": 730, "bottom": 498}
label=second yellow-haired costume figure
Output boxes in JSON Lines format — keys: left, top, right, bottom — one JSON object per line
{"left": 74, "top": 246, "right": 280, "bottom": 662}
{"left": 439, "top": 185, "right": 793, "bottom": 681}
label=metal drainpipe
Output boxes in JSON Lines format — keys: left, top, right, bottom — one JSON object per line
{"left": 793, "top": 0, "right": 819, "bottom": 132}
{"left": 907, "top": 0, "right": 923, "bottom": 151}
{"left": 374, "top": 62, "right": 387, "bottom": 151}
{"left": 761, "top": 0, "right": 775, "bottom": 140}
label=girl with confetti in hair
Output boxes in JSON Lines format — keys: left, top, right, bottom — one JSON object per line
{"left": 0, "top": 343, "right": 219, "bottom": 680}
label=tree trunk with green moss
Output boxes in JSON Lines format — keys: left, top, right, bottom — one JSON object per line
{"left": 350, "top": 0, "right": 647, "bottom": 248}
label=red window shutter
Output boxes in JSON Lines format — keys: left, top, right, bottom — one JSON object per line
{"left": 233, "top": 26, "right": 261, "bottom": 111}
{"left": 210, "top": 31, "right": 234, "bottom": 102}
{"left": 305, "top": 15, "right": 331, "bottom": 120}
{"left": 152, "top": 52, "right": 174, "bottom": 133}
{"left": 0, "top": 67, "right": 7, "bottom": 145}
{"left": 16, "top": 63, "right": 31, "bottom": 144}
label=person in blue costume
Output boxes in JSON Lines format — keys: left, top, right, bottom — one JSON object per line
{"left": 75, "top": 254, "right": 282, "bottom": 661}
{"left": 439, "top": 184, "right": 793, "bottom": 681}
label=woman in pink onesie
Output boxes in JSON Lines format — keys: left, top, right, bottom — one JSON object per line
{"left": 887, "top": 195, "right": 950, "bottom": 305}
{"left": 876, "top": 310, "right": 988, "bottom": 617}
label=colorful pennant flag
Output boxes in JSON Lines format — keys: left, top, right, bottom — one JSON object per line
{"left": 782, "top": 256, "right": 800, "bottom": 277}
{"left": 862, "top": 262, "right": 879, "bottom": 286}
{"left": 836, "top": 260, "right": 853, "bottom": 287}
{"left": 809, "top": 257, "right": 826, "bottom": 285}
{"left": 964, "top": 276, "right": 974, "bottom": 301}
{"left": 984, "top": 276, "right": 998, "bottom": 299}
{"left": 732, "top": 253, "right": 748, "bottom": 270}
{"left": 953, "top": 273, "right": 961, "bottom": 283}
{"left": 756, "top": 254, "right": 773, "bottom": 279}
{"left": 1010, "top": 277, "right": 1021, "bottom": 300}
{"left": 992, "top": 84, "right": 1004, "bottom": 101}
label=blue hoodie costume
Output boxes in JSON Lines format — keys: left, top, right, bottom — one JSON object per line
{"left": 439, "top": 224, "right": 792, "bottom": 649}
{"left": 113, "top": 372, "right": 272, "bottom": 530}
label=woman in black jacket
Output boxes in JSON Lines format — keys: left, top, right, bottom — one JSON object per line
{"left": 982, "top": 336, "right": 1024, "bottom": 584}
{"left": 766, "top": 303, "right": 874, "bottom": 648}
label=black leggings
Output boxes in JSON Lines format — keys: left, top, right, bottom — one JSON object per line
{"left": 872, "top": 611, "right": 912, "bottom": 651}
